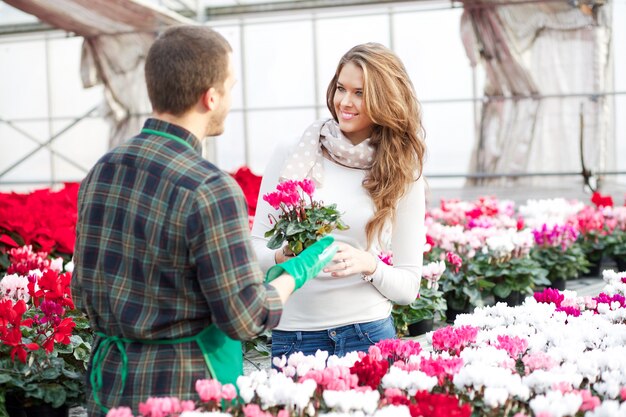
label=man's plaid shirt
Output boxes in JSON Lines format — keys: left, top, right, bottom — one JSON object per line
{"left": 71, "top": 118, "right": 282, "bottom": 415}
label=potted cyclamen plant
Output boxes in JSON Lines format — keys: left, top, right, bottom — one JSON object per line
{"left": 262, "top": 179, "right": 349, "bottom": 255}
{"left": 571, "top": 205, "right": 609, "bottom": 277}
{"left": 392, "top": 259, "right": 447, "bottom": 337}
{"left": 603, "top": 205, "right": 626, "bottom": 272}
{"left": 467, "top": 230, "right": 549, "bottom": 306}
{"left": 0, "top": 246, "right": 92, "bottom": 417}
{"left": 530, "top": 223, "right": 590, "bottom": 290}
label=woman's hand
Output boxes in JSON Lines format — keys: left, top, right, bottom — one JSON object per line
{"left": 323, "top": 242, "right": 378, "bottom": 277}
{"left": 274, "top": 245, "right": 296, "bottom": 264}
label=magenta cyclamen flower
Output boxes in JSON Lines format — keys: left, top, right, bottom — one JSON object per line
{"left": 532, "top": 223, "right": 579, "bottom": 250}
{"left": 556, "top": 305, "right": 581, "bottom": 317}
{"left": 593, "top": 293, "right": 626, "bottom": 310}
{"left": 373, "top": 339, "right": 422, "bottom": 361}
{"left": 534, "top": 288, "right": 565, "bottom": 306}
{"left": 299, "top": 178, "right": 315, "bottom": 196}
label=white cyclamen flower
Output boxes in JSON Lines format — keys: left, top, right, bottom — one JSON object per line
{"left": 381, "top": 366, "right": 437, "bottom": 394}
{"left": 529, "top": 390, "right": 583, "bottom": 417}
{"left": 323, "top": 389, "right": 380, "bottom": 415}
{"left": 372, "top": 405, "right": 411, "bottom": 417}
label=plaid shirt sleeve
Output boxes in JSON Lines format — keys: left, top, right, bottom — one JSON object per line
{"left": 187, "top": 174, "right": 283, "bottom": 340}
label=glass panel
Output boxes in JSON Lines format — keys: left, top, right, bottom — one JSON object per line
{"left": 211, "top": 110, "right": 246, "bottom": 172}
{"left": 615, "top": 95, "right": 625, "bottom": 186}
{"left": 213, "top": 25, "right": 244, "bottom": 110}
{"left": 0, "top": 121, "right": 49, "bottom": 174}
{"left": 0, "top": 36, "right": 48, "bottom": 120}
{"left": 393, "top": 9, "right": 473, "bottom": 100}
{"left": 50, "top": 118, "right": 109, "bottom": 178}
{"left": 243, "top": 21, "right": 315, "bottom": 108}
{"left": 315, "top": 14, "right": 390, "bottom": 107}
{"left": 421, "top": 101, "right": 476, "bottom": 188}
{"left": 48, "top": 37, "right": 103, "bottom": 117}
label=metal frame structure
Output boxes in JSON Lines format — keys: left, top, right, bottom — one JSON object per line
{"left": 0, "top": 0, "right": 623, "bottom": 188}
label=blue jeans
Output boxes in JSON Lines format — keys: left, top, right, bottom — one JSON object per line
{"left": 271, "top": 316, "right": 396, "bottom": 360}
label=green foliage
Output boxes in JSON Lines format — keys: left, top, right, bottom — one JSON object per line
{"left": 392, "top": 285, "right": 446, "bottom": 337}
{"left": 243, "top": 329, "right": 271, "bottom": 358}
{"left": 604, "top": 229, "right": 626, "bottom": 259}
{"left": 531, "top": 243, "right": 591, "bottom": 283}
{"left": 0, "top": 308, "right": 93, "bottom": 411}
{"left": 467, "top": 252, "right": 549, "bottom": 299}
{"left": 439, "top": 268, "right": 484, "bottom": 312}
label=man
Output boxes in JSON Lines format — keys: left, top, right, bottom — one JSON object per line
{"left": 71, "top": 25, "right": 334, "bottom": 415}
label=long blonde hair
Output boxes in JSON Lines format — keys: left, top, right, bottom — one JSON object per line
{"left": 326, "top": 43, "right": 426, "bottom": 249}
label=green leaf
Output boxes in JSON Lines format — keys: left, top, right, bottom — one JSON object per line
{"left": 285, "top": 222, "right": 305, "bottom": 236}
{"left": 266, "top": 232, "right": 285, "bottom": 250}
{"left": 41, "top": 384, "right": 67, "bottom": 408}
{"left": 40, "top": 366, "right": 61, "bottom": 380}
{"left": 493, "top": 283, "right": 512, "bottom": 299}
{"left": 73, "top": 344, "right": 90, "bottom": 362}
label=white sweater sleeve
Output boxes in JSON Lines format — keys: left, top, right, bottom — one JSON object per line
{"left": 250, "top": 144, "right": 290, "bottom": 272}
{"left": 368, "top": 176, "right": 426, "bottom": 305}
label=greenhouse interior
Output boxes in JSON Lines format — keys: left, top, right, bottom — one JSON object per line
{"left": 0, "top": 0, "right": 625, "bottom": 416}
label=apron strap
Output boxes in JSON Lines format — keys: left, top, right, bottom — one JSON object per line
{"left": 91, "top": 326, "right": 220, "bottom": 414}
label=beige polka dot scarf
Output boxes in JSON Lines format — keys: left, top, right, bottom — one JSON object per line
{"left": 280, "top": 118, "right": 375, "bottom": 185}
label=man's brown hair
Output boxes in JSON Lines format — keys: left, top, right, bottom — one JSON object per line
{"left": 145, "top": 25, "right": 232, "bottom": 116}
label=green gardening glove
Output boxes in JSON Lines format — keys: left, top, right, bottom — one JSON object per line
{"left": 266, "top": 236, "right": 337, "bottom": 290}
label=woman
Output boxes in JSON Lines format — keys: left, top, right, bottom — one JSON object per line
{"left": 251, "top": 43, "right": 426, "bottom": 359}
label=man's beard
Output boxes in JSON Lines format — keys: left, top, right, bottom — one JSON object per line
{"left": 205, "top": 113, "right": 226, "bottom": 137}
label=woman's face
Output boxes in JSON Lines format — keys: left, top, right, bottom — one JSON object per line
{"left": 333, "top": 62, "right": 374, "bottom": 145}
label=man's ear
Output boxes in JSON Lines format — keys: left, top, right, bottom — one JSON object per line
{"left": 201, "top": 87, "right": 218, "bottom": 111}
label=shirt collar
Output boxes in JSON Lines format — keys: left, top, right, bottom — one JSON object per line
{"left": 142, "top": 118, "right": 202, "bottom": 154}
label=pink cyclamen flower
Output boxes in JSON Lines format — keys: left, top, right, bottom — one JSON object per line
{"left": 445, "top": 252, "right": 462, "bottom": 273}
{"left": 243, "top": 404, "right": 274, "bottom": 417}
{"left": 221, "top": 383, "right": 237, "bottom": 401}
{"left": 138, "top": 397, "right": 184, "bottom": 417}
{"left": 577, "top": 389, "right": 601, "bottom": 412}
{"left": 195, "top": 378, "right": 222, "bottom": 402}
{"left": 620, "top": 387, "right": 626, "bottom": 400}
{"left": 106, "top": 407, "right": 134, "bottom": 417}
{"left": 522, "top": 352, "right": 557, "bottom": 374}
{"left": 495, "top": 335, "right": 529, "bottom": 359}
{"left": 431, "top": 325, "right": 479, "bottom": 355}
{"left": 419, "top": 356, "right": 464, "bottom": 384}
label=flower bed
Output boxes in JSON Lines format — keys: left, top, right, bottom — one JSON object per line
{"left": 106, "top": 269, "right": 626, "bottom": 416}
{"left": 0, "top": 245, "right": 92, "bottom": 411}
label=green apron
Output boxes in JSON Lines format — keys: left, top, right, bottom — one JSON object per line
{"left": 90, "top": 324, "right": 243, "bottom": 413}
